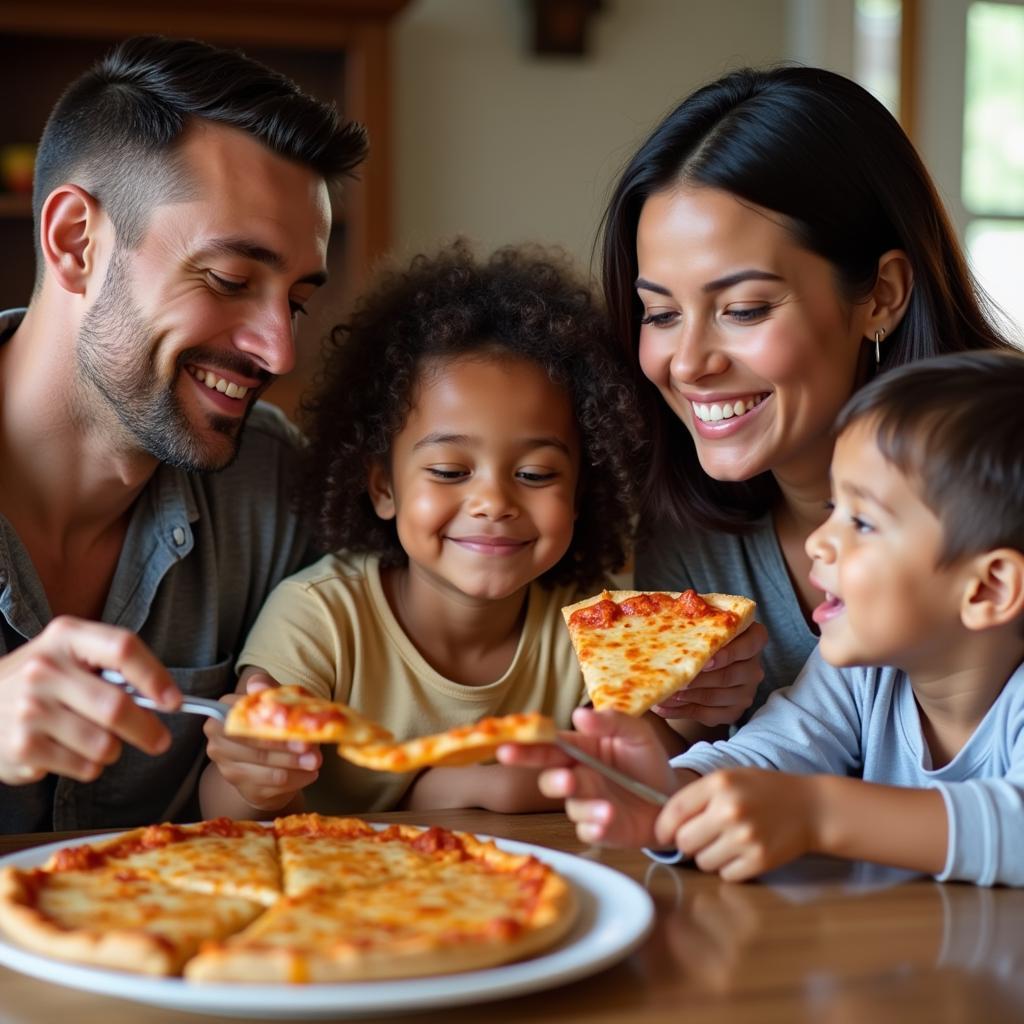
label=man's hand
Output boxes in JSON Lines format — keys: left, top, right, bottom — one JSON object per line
{"left": 499, "top": 707, "right": 683, "bottom": 848}
{"left": 0, "top": 617, "right": 180, "bottom": 785}
{"left": 655, "top": 768, "right": 819, "bottom": 881}
{"left": 202, "top": 672, "right": 321, "bottom": 812}
{"left": 651, "top": 621, "right": 768, "bottom": 727}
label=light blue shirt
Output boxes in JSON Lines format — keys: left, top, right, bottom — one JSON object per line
{"left": 671, "top": 650, "right": 1024, "bottom": 887}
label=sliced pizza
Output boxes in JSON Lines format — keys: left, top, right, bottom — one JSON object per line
{"left": 225, "top": 685, "right": 394, "bottom": 746}
{"left": 336, "top": 712, "right": 557, "bottom": 772}
{"left": 562, "top": 589, "right": 757, "bottom": 716}
{"left": 44, "top": 817, "right": 282, "bottom": 906}
{"left": 0, "top": 867, "right": 262, "bottom": 976}
{"left": 185, "top": 831, "right": 575, "bottom": 983}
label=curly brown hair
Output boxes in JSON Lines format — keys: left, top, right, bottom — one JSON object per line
{"left": 296, "top": 240, "right": 644, "bottom": 590}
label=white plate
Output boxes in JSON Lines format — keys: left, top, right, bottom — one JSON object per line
{"left": 0, "top": 830, "right": 654, "bottom": 1019}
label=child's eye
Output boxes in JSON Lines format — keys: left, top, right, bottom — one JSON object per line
{"left": 516, "top": 469, "right": 558, "bottom": 484}
{"left": 823, "top": 500, "right": 836, "bottom": 514}
{"left": 426, "top": 467, "right": 468, "bottom": 481}
{"left": 638, "top": 310, "right": 678, "bottom": 328}
{"left": 849, "top": 515, "right": 875, "bottom": 534}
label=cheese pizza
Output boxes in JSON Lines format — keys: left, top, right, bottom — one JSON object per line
{"left": 562, "top": 589, "right": 757, "bottom": 715}
{"left": 0, "top": 813, "right": 576, "bottom": 983}
{"left": 336, "top": 712, "right": 557, "bottom": 772}
{"left": 225, "top": 685, "right": 394, "bottom": 746}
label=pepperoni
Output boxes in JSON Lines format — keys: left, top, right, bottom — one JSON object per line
{"left": 569, "top": 599, "right": 621, "bottom": 628}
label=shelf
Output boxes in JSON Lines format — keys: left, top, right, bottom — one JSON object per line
{"left": 0, "top": 193, "right": 31, "bottom": 218}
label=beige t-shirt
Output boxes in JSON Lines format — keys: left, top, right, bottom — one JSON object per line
{"left": 237, "top": 551, "right": 587, "bottom": 812}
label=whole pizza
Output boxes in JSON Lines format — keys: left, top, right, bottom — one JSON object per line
{"left": 0, "top": 814, "right": 577, "bottom": 983}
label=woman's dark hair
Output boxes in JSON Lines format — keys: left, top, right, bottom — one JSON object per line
{"left": 834, "top": 350, "right": 1024, "bottom": 568}
{"left": 297, "top": 240, "right": 644, "bottom": 590}
{"left": 601, "top": 65, "right": 1015, "bottom": 533}
{"left": 33, "top": 35, "right": 367, "bottom": 273}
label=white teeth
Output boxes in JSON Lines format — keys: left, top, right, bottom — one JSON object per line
{"left": 189, "top": 366, "right": 249, "bottom": 399}
{"left": 692, "top": 394, "right": 767, "bottom": 423}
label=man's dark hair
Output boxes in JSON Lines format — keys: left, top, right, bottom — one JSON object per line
{"left": 834, "top": 350, "right": 1024, "bottom": 566}
{"left": 601, "top": 65, "right": 1015, "bottom": 535}
{"left": 297, "top": 240, "right": 644, "bottom": 590}
{"left": 32, "top": 34, "right": 367, "bottom": 275}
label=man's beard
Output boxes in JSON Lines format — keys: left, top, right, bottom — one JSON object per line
{"left": 76, "top": 251, "right": 262, "bottom": 472}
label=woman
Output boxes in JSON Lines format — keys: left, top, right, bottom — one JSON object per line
{"left": 603, "top": 66, "right": 1014, "bottom": 733}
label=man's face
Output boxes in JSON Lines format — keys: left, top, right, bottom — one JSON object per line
{"left": 75, "top": 122, "right": 331, "bottom": 471}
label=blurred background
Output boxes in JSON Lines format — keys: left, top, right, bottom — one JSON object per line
{"left": 1, "top": 0, "right": 1021, "bottom": 416}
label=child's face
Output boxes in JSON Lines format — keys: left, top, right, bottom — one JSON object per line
{"left": 804, "top": 420, "right": 970, "bottom": 672}
{"left": 369, "top": 354, "right": 580, "bottom": 603}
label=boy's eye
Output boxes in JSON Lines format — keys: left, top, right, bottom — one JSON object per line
{"left": 849, "top": 514, "right": 874, "bottom": 534}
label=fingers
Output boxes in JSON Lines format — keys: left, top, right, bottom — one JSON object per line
{"left": 495, "top": 742, "right": 572, "bottom": 769}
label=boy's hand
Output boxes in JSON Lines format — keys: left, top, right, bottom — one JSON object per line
{"left": 203, "top": 673, "right": 321, "bottom": 812}
{"left": 498, "top": 707, "right": 681, "bottom": 848}
{"left": 656, "top": 768, "right": 819, "bottom": 881}
{"left": 651, "top": 621, "right": 767, "bottom": 726}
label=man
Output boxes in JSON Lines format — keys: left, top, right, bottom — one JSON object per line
{"left": 0, "top": 35, "right": 367, "bottom": 831}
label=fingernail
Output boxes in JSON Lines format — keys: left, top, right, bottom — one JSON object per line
{"left": 702, "top": 657, "right": 717, "bottom": 672}
{"left": 299, "top": 753, "right": 318, "bottom": 770}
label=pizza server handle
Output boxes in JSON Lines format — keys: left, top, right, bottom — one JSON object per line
{"left": 100, "top": 670, "right": 229, "bottom": 722}
{"left": 553, "top": 737, "right": 669, "bottom": 807}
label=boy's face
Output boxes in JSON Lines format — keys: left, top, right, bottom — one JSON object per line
{"left": 805, "top": 420, "right": 971, "bottom": 673}
{"left": 369, "top": 354, "right": 580, "bottom": 604}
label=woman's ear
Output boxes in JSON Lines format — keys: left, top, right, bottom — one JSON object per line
{"left": 867, "top": 249, "right": 914, "bottom": 340}
{"left": 39, "top": 184, "right": 105, "bottom": 295}
{"left": 367, "top": 460, "right": 396, "bottom": 521}
{"left": 961, "top": 549, "right": 1024, "bottom": 632}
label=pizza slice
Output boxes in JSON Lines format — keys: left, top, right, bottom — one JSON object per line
{"left": 43, "top": 818, "right": 282, "bottom": 906}
{"left": 336, "top": 712, "right": 556, "bottom": 772}
{"left": 225, "top": 685, "right": 394, "bottom": 746}
{"left": 562, "top": 589, "right": 757, "bottom": 716}
{"left": 0, "top": 866, "right": 262, "bottom": 976}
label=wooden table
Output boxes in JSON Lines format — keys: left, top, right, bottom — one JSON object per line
{"left": 2, "top": 808, "right": 1023, "bottom": 1023}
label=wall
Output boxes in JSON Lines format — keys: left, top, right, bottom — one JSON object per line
{"left": 393, "top": 0, "right": 788, "bottom": 273}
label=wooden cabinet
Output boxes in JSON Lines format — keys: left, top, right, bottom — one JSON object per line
{"left": 0, "top": 0, "right": 408, "bottom": 417}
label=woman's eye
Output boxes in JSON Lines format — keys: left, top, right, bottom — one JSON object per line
{"left": 725, "top": 305, "right": 771, "bottom": 323}
{"left": 207, "top": 271, "right": 246, "bottom": 295}
{"left": 638, "top": 310, "right": 678, "bottom": 327}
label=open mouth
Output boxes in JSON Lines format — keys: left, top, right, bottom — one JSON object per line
{"left": 812, "top": 591, "right": 845, "bottom": 625}
{"left": 691, "top": 393, "right": 770, "bottom": 423}
{"left": 186, "top": 365, "right": 250, "bottom": 400}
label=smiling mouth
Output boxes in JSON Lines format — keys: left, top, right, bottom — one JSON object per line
{"left": 186, "top": 365, "right": 251, "bottom": 400}
{"left": 448, "top": 536, "right": 532, "bottom": 555}
{"left": 691, "top": 393, "right": 769, "bottom": 423}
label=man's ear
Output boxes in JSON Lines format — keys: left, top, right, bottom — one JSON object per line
{"left": 866, "top": 249, "right": 914, "bottom": 341}
{"left": 961, "top": 549, "right": 1024, "bottom": 631}
{"left": 367, "top": 460, "right": 396, "bottom": 521}
{"left": 39, "top": 184, "right": 105, "bottom": 295}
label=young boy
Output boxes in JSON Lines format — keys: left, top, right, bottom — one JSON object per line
{"left": 501, "top": 350, "right": 1024, "bottom": 886}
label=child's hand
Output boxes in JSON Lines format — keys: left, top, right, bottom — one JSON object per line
{"left": 651, "top": 621, "right": 768, "bottom": 726}
{"left": 499, "top": 707, "right": 681, "bottom": 848}
{"left": 655, "top": 768, "right": 818, "bottom": 881}
{"left": 203, "top": 674, "right": 322, "bottom": 812}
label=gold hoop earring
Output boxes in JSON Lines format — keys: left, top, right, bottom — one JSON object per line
{"left": 874, "top": 327, "right": 886, "bottom": 367}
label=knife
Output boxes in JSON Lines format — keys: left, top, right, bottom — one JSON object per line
{"left": 553, "top": 736, "right": 670, "bottom": 807}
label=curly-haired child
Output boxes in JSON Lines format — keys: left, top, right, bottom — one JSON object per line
{"left": 199, "top": 241, "right": 652, "bottom": 817}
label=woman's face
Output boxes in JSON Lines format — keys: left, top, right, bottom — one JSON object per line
{"left": 636, "top": 186, "right": 871, "bottom": 490}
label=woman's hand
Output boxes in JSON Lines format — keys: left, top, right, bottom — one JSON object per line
{"left": 651, "top": 621, "right": 768, "bottom": 726}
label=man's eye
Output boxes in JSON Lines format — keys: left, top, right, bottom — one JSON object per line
{"left": 207, "top": 271, "right": 246, "bottom": 295}
{"left": 289, "top": 301, "right": 309, "bottom": 317}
